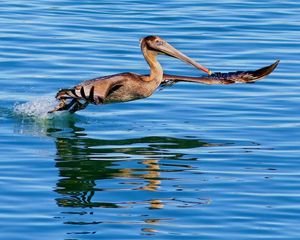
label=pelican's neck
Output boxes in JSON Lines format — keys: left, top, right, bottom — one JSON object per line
{"left": 142, "top": 46, "right": 163, "bottom": 82}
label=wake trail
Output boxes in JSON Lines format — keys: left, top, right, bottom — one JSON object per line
{"left": 13, "top": 96, "right": 60, "bottom": 118}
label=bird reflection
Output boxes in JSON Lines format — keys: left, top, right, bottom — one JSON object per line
{"left": 53, "top": 128, "right": 209, "bottom": 209}
{"left": 138, "top": 159, "right": 161, "bottom": 192}
{"left": 14, "top": 114, "right": 215, "bottom": 236}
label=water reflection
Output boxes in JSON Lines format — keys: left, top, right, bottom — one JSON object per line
{"left": 52, "top": 124, "right": 210, "bottom": 209}
{"left": 14, "top": 115, "right": 215, "bottom": 236}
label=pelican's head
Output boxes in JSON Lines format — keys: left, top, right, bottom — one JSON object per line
{"left": 140, "top": 35, "right": 212, "bottom": 75}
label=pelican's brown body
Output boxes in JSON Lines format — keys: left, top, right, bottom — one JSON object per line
{"left": 49, "top": 36, "right": 279, "bottom": 113}
{"left": 71, "top": 72, "right": 160, "bottom": 104}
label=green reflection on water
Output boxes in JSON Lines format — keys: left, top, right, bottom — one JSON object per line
{"left": 14, "top": 114, "right": 213, "bottom": 208}
{"left": 13, "top": 114, "right": 215, "bottom": 236}
{"left": 53, "top": 126, "right": 210, "bottom": 209}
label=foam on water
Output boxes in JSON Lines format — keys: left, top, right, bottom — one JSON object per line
{"left": 13, "top": 96, "right": 60, "bottom": 118}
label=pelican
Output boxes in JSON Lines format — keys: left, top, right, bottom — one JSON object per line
{"left": 49, "top": 36, "right": 279, "bottom": 113}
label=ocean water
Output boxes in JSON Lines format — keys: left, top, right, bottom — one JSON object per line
{"left": 1, "top": 1, "right": 300, "bottom": 239}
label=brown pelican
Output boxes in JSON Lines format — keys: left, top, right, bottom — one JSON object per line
{"left": 49, "top": 36, "right": 279, "bottom": 113}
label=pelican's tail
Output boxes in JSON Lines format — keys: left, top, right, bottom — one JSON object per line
{"left": 55, "top": 88, "right": 76, "bottom": 100}
{"left": 49, "top": 85, "right": 96, "bottom": 113}
{"left": 55, "top": 85, "right": 96, "bottom": 102}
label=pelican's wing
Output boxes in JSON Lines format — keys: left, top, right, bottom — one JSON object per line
{"left": 162, "top": 60, "right": 279, "bottom": 85}
{"left": 55, "top": 75, "right": 126, "bottom": 105}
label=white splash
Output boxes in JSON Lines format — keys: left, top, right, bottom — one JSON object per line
{"left": 13, "top": 96, "right": 60, "bottom": 118}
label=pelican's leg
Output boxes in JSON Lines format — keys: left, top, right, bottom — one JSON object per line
{"left": 48, "top": 98, "right": 77, "bottom": 113}
{"left": 68, "top": 100, "right": 89, "bottom": 114}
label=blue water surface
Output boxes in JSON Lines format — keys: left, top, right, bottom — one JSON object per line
{"left": 0, "top": 1, "right": 300, "bottom": 239}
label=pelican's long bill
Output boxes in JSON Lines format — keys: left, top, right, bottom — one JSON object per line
{"left": 147, "top": 36, "right": 212, "bottom": 75}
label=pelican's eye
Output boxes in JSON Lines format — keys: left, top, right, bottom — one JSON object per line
{"left": 155, "top": 40, "right": 164, "bottom": 46}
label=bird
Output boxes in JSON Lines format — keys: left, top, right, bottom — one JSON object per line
{"left": 49, "top": 35, "right": 279, "bottom": 113}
